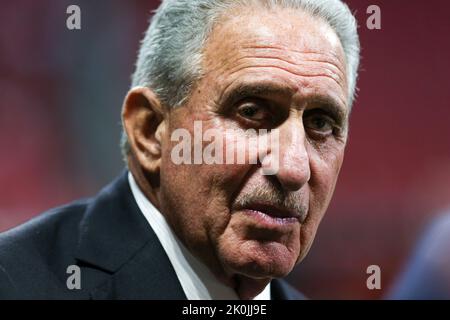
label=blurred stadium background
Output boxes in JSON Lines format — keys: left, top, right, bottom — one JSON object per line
{"left": 1, "top": 0, "right": 450, "bottom": 299}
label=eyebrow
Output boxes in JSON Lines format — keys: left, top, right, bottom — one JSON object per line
{"left": 306, "top": 96, "right": 347, "bottom": 123}
{"left": 219, "top": 82, "right": 295, "bottom": 107}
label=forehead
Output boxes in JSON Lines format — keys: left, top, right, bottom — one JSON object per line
{"left": 201, "top": 6, "right": 348, "bottom": 108}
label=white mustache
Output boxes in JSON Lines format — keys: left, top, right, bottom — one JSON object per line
{"left": 233, "top": 186, "right": 308, "bottom": 223}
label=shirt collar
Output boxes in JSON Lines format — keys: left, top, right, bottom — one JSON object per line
{"left": 128, "top": 172, "right": 271, "bottom": 300}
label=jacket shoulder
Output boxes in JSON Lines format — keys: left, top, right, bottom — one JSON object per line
{"left": 0, "top": 199, "right": 90, "bottom": 298}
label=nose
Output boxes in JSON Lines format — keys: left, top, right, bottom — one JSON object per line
{"left": 273, "top": 117, "right": 311, "bottom": 192}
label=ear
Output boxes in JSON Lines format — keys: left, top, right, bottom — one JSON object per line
{"left": 121, "top": 86, "right": 166, "bottom": 174}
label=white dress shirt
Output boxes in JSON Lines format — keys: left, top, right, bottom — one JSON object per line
{"left": 128, "top": 172, "right": 271, "bottom": 300}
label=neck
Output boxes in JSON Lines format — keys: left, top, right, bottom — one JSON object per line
{"left": 127, "top": 155, "right": 161, "bottom": 210}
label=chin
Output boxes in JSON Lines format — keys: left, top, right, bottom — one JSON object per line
{"left": 220, "top": 239, "right": 299, "bottom": 279}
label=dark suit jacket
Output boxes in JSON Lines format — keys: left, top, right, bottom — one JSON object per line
{"left": 0, "top": 171, "right": 304, "bottom": 300}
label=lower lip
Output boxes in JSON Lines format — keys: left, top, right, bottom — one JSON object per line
{"left": 242, "top": 209, "right": 299, "bottom": 227}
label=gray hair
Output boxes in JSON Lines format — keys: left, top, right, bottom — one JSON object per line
{"left": 121, "top": 0, "right": 360, "bottom": 156}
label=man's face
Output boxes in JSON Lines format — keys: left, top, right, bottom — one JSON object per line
{"left": 158, "top": 8, "right": 349, "bottom": 283}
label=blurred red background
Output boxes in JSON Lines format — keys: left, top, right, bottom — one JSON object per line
{"left": 1, "top": 0, "right": 449, "bottom": 299}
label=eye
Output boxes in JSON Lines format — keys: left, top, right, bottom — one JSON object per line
{"left": 303, "top": 113, "right": 335, "bottom": 137}
{"left": 237, "top": 102, "right": 268, "bottom": 121}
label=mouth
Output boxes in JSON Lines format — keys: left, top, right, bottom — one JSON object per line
{"left": 235, "top": 202, "right": 303, "bottom": 227}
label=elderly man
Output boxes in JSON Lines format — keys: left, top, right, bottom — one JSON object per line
{"left": 0, "top": 0, "right": 359, "bottom": 299}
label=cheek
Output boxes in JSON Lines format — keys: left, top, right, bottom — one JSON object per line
{"left": 158, "top": 120, "right": 256, "bottom": 250}
{"left": 298, "top": 144, "right": 345, "bottom": 260}
{"left": 308, "top": 141, "right": 345, "bottom": 204}
{"left": 159, "top": 149, "right": 231, "bottom": 258}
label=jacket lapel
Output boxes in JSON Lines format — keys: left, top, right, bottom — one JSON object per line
{"left": 74, "top": 171, "right": 186, "bottom": 299}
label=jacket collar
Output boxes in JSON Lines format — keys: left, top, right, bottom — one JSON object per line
{"left": 75, "top": 170, "right": 152, "bottom": 272}
{"left": 74, "top": 170, "right": 186, "bottom": 299}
